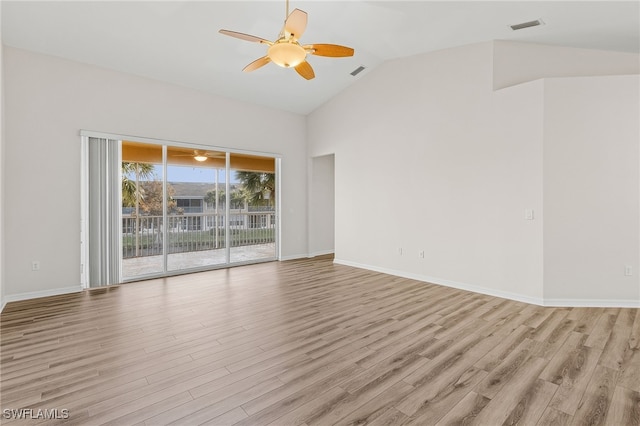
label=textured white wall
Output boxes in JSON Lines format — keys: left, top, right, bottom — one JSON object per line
{"left": 493, "top": 40, "right": 640, "bottom": 90}
{"left": 308, "top": 154, "right": 335, "bottom": 256}
{"left": 309, "top": 42, "right": 545, "bottom": 302}
{"left": 1, "top": 2, "right": 5, "bottom": 309}
{"left": 308, "top": 41, "right": 639, "bottom": 305}
{"left": 543, "top": 75, "right": 640, "bottom": 303}
{"left": 3, "top": 47, "right": 307, "bottom": 299}
{"left": 4, "top": 40, "right": 639, "bottom": 307}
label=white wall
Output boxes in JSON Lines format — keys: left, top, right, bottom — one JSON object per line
{"left": 493, "top": 40, "right": 640, "bottom": 90}
{"left": 4, "top": 40, "right": 638, "bottom": 308}
{"left": 308, "top": 41, "right": 640, "bottom": 306}
{"left": 543, "top": 75, "right": 640, "bottom": 303}
{"left": 0, "top": 3, "right": 5, "bottom": 310}
{"left": 3, "top": 46, "right": 307, "bottom": 301}
{"left": 309, "top": 42, "right": 545, "bottom": 303}
{"left": 308, "top": 154, "right": 335, "bottom": 256}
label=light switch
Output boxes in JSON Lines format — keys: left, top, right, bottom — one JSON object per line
{"left": 525, "top": 209, "right": 534, "bottom": 220}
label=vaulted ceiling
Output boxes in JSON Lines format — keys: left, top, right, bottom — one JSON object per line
{"left": 2, "top": 1, "right": 638, "bottom": 114}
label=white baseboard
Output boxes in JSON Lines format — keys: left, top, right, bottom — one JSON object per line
{"left": 333, "top": 258, "right": 639, "bottom": 308}
{"left": 280, "top": 250, "right": 334, "bottom": 261}
{"left": 334, "top": 258, "right": 545, "bottom": 306}
{"left": 543, "top": 299, "right": 640, "bottom": 308}
{"left": 2, "top": 264, "right": 636, "bottom": 312}
{"left": 279, "top": 253, "right": 309, "bottom": 261}
{"left": 308, "top": 250, "right": 335, "bottom": 258}
{"left": 1, "top": 286, "right": 83, "bottom": 313}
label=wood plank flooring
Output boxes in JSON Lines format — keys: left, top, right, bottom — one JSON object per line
{"left": 1, "top": 255, "right": 639, "bottom": 425}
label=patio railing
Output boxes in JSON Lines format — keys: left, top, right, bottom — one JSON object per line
{"left": 122, "top": 212, "right": 275, "bottom": 259}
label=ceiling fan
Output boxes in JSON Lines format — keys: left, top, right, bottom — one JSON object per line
{"left": 219, "top": 0, "right": 354, "bottom": 80}
{"left": 172, "top": 150, "right": 225, "bottom": 162}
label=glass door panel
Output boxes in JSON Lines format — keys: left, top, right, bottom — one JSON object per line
{"left": 118, "top": 140, "right": 277, "bottom": 281}
{"left": 229, "top": 153, "right": 276, "bottom": 263}
{"left": 121, "top": 141, "right": 164, "bottom": 279}
{"left": 166, "top": 147, "right": 227, "bottom": 271}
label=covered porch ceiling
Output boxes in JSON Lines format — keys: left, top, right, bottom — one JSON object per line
{"left": 122, "top": 140, "right": 276, "bottom": 173}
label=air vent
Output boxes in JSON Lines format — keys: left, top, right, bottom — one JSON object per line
{"left": 350, "top": 66, "right": 366, "bottom": 76}
{"left": 510, "top": 19, "right": 544, "bottom": 31}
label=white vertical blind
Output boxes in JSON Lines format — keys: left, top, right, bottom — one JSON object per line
{"left": 87, "top": 137, "right": 121, "bottom": 287}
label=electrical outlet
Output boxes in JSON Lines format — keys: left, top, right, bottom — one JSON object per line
{"left": 419, "top": 251, "right": 425, "bottom": 259}
{"left": 31, "top": 261, "right": 41, "bottom": 271}
{"left": 625, "top": 265, "right": 633, "bottom": 276}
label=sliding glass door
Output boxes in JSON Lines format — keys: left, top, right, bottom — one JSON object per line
{"left": 90, "top": 138, "right": 278, "bottom": 284}
{"left": 121, "top": 142, "right": 164, "bottom": 278}
{"left": 166, "top": 147, "right": 228, "bottom": 272}
{"left": 229, "top": 153, "right": 276, "bottom": 263}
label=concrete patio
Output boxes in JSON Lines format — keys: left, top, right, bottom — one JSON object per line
{"left": 122, "top": 243, "right": 276, "bottom": 278}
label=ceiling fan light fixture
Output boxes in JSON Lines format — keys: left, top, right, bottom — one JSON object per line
{"left": 268, "top": 41, "right": 306, "bottom": 68}
{"left": 194, "top": 155, "right": 208, "bottom": 162}
{"left": 219, "top": 3, "right": 353, "bottom": 80}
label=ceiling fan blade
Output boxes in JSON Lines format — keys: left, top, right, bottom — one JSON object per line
{"left": 219, "top": 29, "right": 272, "bottom": 45}
{"left": 284, "top": 9, "right": 307, "bottom": 39}
{"left": 304, "top": 44, "right": 355, "bottom": 57}
{"left": 295, "top": 61, "right": 315, "bottom": 80}
{"left": 243, "top": 56, "right": 271, "bottom": 73}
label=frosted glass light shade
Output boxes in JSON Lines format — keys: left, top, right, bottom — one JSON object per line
{"left": 268, "top": 42, "right": 306, "bottom": 68}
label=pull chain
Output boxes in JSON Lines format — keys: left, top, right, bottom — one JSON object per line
{"left": 285, "top": 0, "right": 289, "bottom": 19}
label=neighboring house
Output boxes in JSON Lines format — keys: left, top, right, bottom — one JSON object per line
{"left": 123, "top": 182, "right": 275, "bottom": 232}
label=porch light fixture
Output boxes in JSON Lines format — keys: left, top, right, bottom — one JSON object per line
{"left": 194, "top": 155, "right": 208, "bottom": 162}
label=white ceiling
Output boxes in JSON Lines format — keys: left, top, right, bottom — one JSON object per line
{"left": 2, "top": 1, "right": 638, "bottom": 115}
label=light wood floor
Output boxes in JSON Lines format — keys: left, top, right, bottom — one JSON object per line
{"left": 1, "top": 256, "right": 639, "bottom": 426}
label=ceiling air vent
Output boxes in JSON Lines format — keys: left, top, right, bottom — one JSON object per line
{"left": 510, "top": 19, "right": 544, "bottom": 31}
{"left": 350, "top": 66, "right": 366, "bottom": 76}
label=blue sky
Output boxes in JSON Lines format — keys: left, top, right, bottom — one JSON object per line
{"left": 151, "top": 165, "right": 237, "bottom": 183}
{"left": 124, "top": 165, "right": 243, "bottom": 183}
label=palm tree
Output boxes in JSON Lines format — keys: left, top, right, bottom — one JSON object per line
{"left": 122, "top": 162, "right": 155, "bottom": 257}
{"left": 235, "top": 171, "right": 275, "bottom": 207}
{"left": 122, "top": 162, "right": 155, "bottom": 207}
{"left": 205, "top": 189, "right": 225, "bottom": 208}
